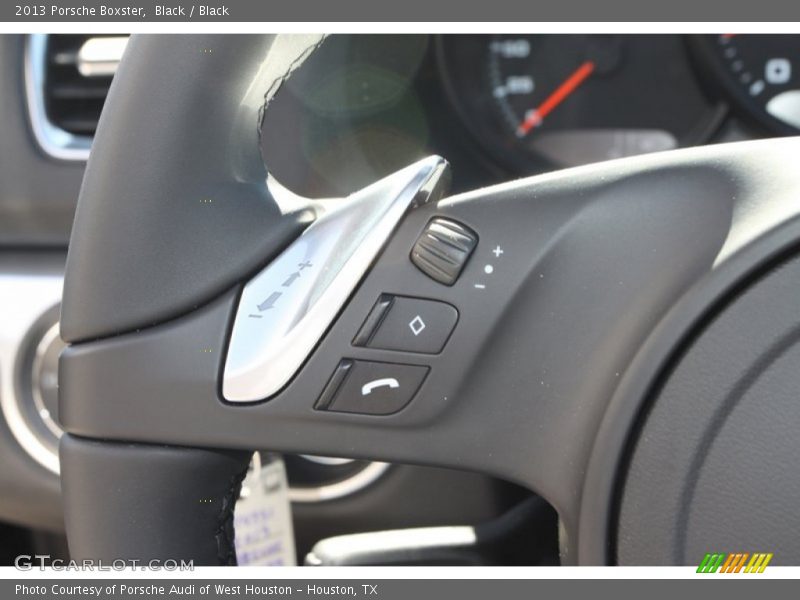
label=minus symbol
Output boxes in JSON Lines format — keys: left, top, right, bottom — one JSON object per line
{"left": 474, "top": 284, "right": 486, "bottom": 289}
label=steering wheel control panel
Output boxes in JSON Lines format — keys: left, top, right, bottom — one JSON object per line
{"left": 315, "top": 292, "right": 459, "bottom": 416}
{"left": 310, "top": 206, "right": 479, "bottom": 416}
{"left": 311, "top": 214, "right": 475, "bottom": 417}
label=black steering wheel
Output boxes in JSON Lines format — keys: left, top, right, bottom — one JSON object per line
{"left": 58, "top": 34, "right": 800, "bottom": 566}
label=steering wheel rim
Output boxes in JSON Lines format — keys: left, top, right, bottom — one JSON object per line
{"left": 60, "top": 34, "right": 800, "bottom": 566}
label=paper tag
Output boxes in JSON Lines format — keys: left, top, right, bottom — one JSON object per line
{"left": 234, "top": 453, "right": 297, "bottom": 566}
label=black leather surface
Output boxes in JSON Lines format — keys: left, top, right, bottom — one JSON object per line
{"left": 60, "top": 35, "right": 324, "bottom": 342}
{"left": 60, "top": 435, "right": 251, "bottom": 565}
{"left": 617, "top": 251, "right": 800, "bottom": 565}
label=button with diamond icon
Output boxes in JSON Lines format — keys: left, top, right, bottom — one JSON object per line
{"left": 408, "top": 315, "right": 426, "bottom": 336}
{"left": 358, "top": 297, "right": 456, "bottom": 353}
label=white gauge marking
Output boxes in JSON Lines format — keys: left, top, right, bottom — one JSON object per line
{"left": 766, "top": 90, "right": 800, "bottom": 129}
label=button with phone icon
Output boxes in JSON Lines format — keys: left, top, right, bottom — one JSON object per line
{"left": 316, "top": 360, "right": 429, "bottom": 415}
{"left": 361, "top": 377, "right": 400, "bottom": 396}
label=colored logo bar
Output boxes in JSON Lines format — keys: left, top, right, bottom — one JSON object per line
{"left": 697, "top": 552, "right": 773, "bottom": 573}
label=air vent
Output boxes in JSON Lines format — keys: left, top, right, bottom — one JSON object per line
{"left": 45, "top": 34, "right": 128, "bottom": 136}
{"left": 25, "top": 34, "right": 128, "bottom": 160}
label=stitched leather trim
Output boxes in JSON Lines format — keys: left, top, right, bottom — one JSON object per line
{"left": 215, "top": 462, "right": 250, "bottom": 566}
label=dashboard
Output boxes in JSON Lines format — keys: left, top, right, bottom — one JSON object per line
{"left": 0, "top": 33, "right": 798, "bottom": 564}
{"left": 264, "top": 34, "right": 800, "bottom": 198}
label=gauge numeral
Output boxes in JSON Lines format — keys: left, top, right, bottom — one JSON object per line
{"left": 494, "top": 75, "right": 534, "bottom": 99}
{"left": 490, "top": 39, "right": 531, "bottom": 59}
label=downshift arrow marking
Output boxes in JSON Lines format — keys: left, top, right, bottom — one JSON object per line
{"left": 257, "top": 291, "right": 282, "bottom": 311}
{"left": 282, "top": 272, "right": 301, "bottom": 287}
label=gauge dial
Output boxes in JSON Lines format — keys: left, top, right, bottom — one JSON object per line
{"left": 694, "top": 35, "right": 800, "bottom": 133}
{"left": 438, "top": 35, "right": 722, "bottom": 174}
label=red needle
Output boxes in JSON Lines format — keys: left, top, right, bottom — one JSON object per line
{"left": 516, "top": 60, "right": 595, "bottom": 137}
